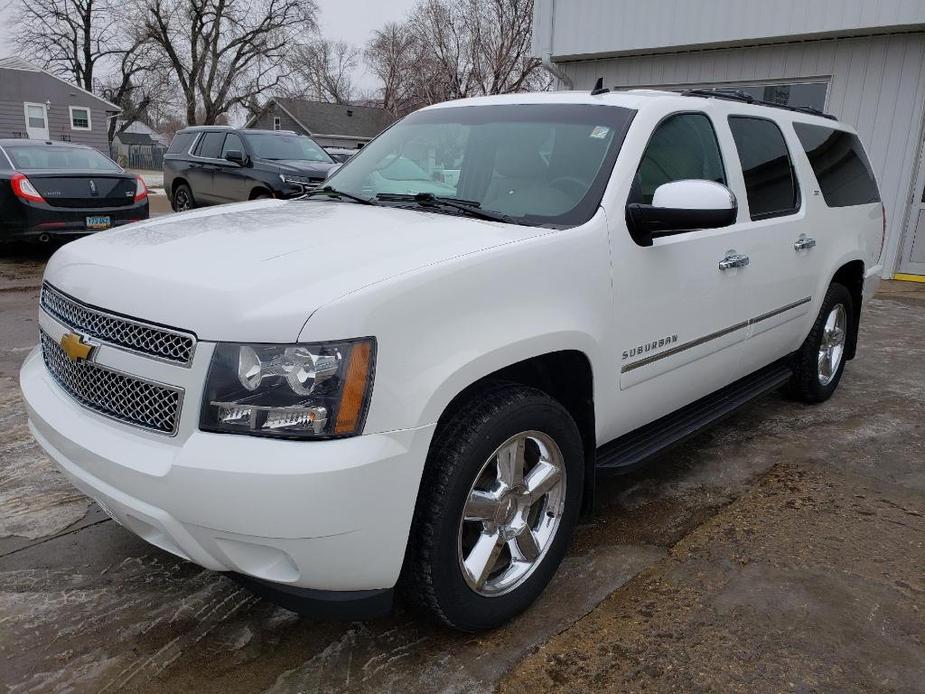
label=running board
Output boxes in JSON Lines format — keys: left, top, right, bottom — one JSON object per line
{"left": 595, "top": 360, "right": 793, "bottom": 473}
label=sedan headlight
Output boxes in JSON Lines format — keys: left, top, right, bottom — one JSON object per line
{"left": 200, "top": 338, "right": 376, "bottom": 439}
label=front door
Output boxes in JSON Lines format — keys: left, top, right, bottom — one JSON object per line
{"left": 603, "top": 111, "right": 751, "bottom": 441}
{"left": 898, "top": 134, "right": 925, "bottom": 278}
{"left": 24, "top": 103, "right": 49, "bottom": 140}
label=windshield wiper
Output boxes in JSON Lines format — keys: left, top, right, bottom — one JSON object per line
{"left": 305, "top": 186, "right": 380, "bottom": 206}
{"left": 375, "top": 192, "right": 514, "bottom": 223}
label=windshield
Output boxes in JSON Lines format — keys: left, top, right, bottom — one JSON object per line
{"left": 323, "top": 103, "right": 635, "bottom": 227}
{"left": 4, "top": 145, "right": 120, "bottom": 171}
{"left": 245, "top": 133, "right": 333, "bottom": 163}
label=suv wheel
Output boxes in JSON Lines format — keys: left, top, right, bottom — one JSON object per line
{"left": 402, "top": 384, "right": 583, "bottom": 631}
{"left": 786, "top": 282, "right": 853, "bottom": 403}
{"left": 172, "top": 183, "right": 195, "bottom": 212}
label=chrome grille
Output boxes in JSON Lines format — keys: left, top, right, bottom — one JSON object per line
{"left": 40, "top": 331, "right": 183, "bottom": 435}
{"left": 41, "top": 283, "right": 196, "bottom": 366}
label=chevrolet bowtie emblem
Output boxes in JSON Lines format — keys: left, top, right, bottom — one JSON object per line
{"left": 60, "top": 332, "right": 95, "bottom": 362}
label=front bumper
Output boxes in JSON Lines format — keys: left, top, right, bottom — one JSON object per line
{"left": 20, "top": 346, "right": 435, "bottom": 601}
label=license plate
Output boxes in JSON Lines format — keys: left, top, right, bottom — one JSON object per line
{"left": 86, "top": 215, "right": 111, "bottom": 230}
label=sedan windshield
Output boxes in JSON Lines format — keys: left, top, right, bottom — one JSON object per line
{"left": 4, "top": 145, "right": 120, "bottom": 171}
{"left": 323, "top": 103, "right": 635, "bottom": 227}
{"left": 246, "top": 133, "right": 333, "bottom": 163}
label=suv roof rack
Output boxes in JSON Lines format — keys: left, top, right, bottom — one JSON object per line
{"left": 681, "top": 88, "right": 838, "bottom": 121}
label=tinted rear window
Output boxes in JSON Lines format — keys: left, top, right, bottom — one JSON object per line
{"left": 3, "top": 145, "right": 119, "bottom": 171}
{"left": 793, "top": 123, "right": 880, "bottom": 207}
{"left": 195, "top": 132, "right": 225, "bottom": 159}
{"left": 728, "top": 116, "right": 800, "bottom": 220}
{"left": 167, "top": 132, "right": 196, "bottom": 155}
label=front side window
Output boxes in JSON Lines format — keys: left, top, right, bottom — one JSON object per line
{"left": 728, "top": 116, "right": 800, "bottom": 220}
{"left": 628, "top": 112, "right": 726, "bottom": 205}
{"left": 69, "top": 107, "right": 91, "bottom": 130}
{"left": 324, "top": 104, "right": 636, "bottom": 227}
{"left": 793, "top": 123, "right": 879, "bottom": 207}
{"left": 245, "top": 132, "right": 332, "bottom": 163}
{"left": 4, "top": 144, "right": 119, "bottom": 171}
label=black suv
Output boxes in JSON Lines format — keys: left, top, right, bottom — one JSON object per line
{"left": 163, "top": 127, "right": 338, "bottom": 211}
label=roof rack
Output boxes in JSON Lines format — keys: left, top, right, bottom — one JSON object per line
{"left": 681, "top": 88, "right": 838, "bottom": 121}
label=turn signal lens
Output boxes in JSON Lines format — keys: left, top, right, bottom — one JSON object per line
{"left": 335, "top": 341, "right": 373, "bottom": 434}
{"left": 10, "top": 173, "right": 45, "bottom": 203}
{"left": 134, "top": 175, "right": 148, "bottom": 202}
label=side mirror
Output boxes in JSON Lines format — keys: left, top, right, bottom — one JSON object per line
{"left": 224, "top": 150, "right": 246, "bottom": 166}
{"left": 626, "top": 179, "right": 737, "bottom": 247}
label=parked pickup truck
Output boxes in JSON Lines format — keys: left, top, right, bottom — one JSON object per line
{"left": 21, "top": 88, "right": 884, "bottom": 631}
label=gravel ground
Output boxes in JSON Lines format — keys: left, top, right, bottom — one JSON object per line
{"left": 0, "top": 243, "right": 922, "bottom": 692}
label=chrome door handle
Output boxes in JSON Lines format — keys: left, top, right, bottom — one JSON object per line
{"left": 718, "top": 253, "right": 750, "bottom": 271}
{"left": 794, "top": 236, "right": 817, "bottom": 251}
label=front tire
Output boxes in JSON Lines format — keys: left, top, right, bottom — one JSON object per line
{"left": 786, "top": 282, "right": 853, "bottom": 403}
{"left": 401, "top": 384, "right": 583, "bottom": 631}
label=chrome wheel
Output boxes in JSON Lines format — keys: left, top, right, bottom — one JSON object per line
{"left": 818, "top": 303, "right": 847, "bottom": 386}
{"left": 457, "top": 431, "right": 566, "bottom": 597}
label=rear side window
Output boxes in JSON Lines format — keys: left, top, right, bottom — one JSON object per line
{"left": 793, "top": 123, "right": 880, "bottom": 207}
{"left": 195, "top": 132, "right": 225, "bottom": 159}
{"left": 629, "top": 112, "right": 726, "bottom": 204}
{"left": 167, "top": 132, "right": 196, "bottom": 155}
{"left": 728, "top": 116, "right": 799, "bottom": 220}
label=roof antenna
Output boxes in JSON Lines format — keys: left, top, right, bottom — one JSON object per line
{"left": 590, "top": 77, "right": 610, "bottom": 96}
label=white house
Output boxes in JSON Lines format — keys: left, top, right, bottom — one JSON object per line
{"left": 533, "top": 0, "right": 925, "bottom": 280}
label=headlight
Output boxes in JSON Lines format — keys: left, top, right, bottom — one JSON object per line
{"left": 200, "top": 338, "right": 376, "bottom": 439}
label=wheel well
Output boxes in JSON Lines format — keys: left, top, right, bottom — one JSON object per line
{"left": 831, "top": 260, "right": 864, "bottom": 360}
{"left": 436, "top": 351, "right": 596, "bottom": 515}
{"left": 249, "top": 187, "right": 272, "bottom": 199}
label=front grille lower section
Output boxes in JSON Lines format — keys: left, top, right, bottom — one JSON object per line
{"left": 41, "top": 283, "right": 196, "bottom": 366}
{"left": 40, "top": 331, "right": 182, "bottom": 435}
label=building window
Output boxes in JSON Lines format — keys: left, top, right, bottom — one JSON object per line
{"left": 693, "top": 81, "right": 828, "bottom": 112}
{"left": 728, "top": 116, "right": 800, "bottom": 220}
{"left": 273, "top": 116, "right": 281, "bottom": 131}
{"left": 69, "top": 106, "right": 91, "bottom": 130}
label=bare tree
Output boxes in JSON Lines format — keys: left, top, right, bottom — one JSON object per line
{"left": 287, "top": 39, "right": 358, "bottom": 104}
{"left": 364, "top": 22, "right": 417, "bottom": 116}
{"left": 365, "top": 0, "right": 548, "bottom": 116}
{"left": 99, "top": 39, "right": 174, "bottom": 141}
{"left": 12, "top": 0, "right": 123, "bottom": 91}
{"left": 141, "top": 0, "right": 318, "bottom": 125}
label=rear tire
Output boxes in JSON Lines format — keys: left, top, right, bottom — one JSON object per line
{"left": 401, "top": 383, "right": 583, "bottom": 631}
{"left": 786, "top": 282, "right": 853, "bottom": 403}
{"left": 171, "top": 183, "right": 195, "bottom": 212}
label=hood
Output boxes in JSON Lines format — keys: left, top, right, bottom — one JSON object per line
{"left": 259, "top": 159, "right": 335, "bottom": 177}
{"left": 44, "top": 199, "right": 542, "bottom": 342}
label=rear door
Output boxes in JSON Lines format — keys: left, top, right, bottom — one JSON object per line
{"left": 606, "top": 110, "right": 751, "bottom": 439}
{"left": 187, "top": 131, "right": 225, "bottom": 204}
{"left": 721, "top": 114, "right": 817, "bottom": 376}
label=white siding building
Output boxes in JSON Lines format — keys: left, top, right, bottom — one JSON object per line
{"left": 533, "top": 0, "right": 925, "bottom": 280}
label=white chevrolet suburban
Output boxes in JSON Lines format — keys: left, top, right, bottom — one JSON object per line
{"left": 20, "top": 88, "right": 884, "bottom": 631}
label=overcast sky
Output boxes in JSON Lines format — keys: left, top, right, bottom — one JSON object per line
{"left": 0, "top": 0, "right": 418, "bottom": 88}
